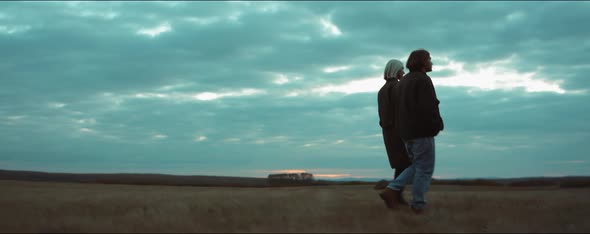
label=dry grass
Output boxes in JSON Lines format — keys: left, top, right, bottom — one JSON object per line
{"left": 0, "top": 180, "right": 589, "bottom": 233}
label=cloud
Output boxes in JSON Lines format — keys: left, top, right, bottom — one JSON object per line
{"left": 224, "top": 138, "right": 241, "bottom": 143}
{"left": 48, "top": 102, "right": 66, "bottom": 108}
{"left": 319, "top": 17, "right": 342, "bottom": 37}
{"left": 272, "top": 73, "right": 290, "bottom": 85}
{"left": 1, "top": 1, "right": 589, "bottom": 179}
{"left": 5, "top": 116, "right": 27, "bottom": 121}
{"left": 136, "top": 22, "right": 172, "bottom": 37}
{"left": 76, "top": 118, "right": 96, "bottom": 125}
{"left": 323, "top": 65, "right": 351, "bottom": 73}
{"left": 0, "top": 25, "right": 31, "bottom": 34}
{"left": 79, "top": 128, "right": 95, "bottom": 133}
{"left": 432, "top": 55, "right": 570, "bottom": 94}
{"left": 152, "top": 134, "right": 168, "bottom": 140}
{"left": 311, "top": 77, "right": 381, "bottom": 95}
{"left": 194, "top": 136, "right": 207, "bottom": 142}
{"left": 192, "top": 89, "right": 266, "bottom": 101}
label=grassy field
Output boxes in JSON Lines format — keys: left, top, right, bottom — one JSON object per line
{"left": 1, "top": 180, "right": 589, "bottom": 233}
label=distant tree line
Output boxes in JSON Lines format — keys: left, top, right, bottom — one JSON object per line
{"left": 267, "top": 173, "right": 314, "bottom": 186}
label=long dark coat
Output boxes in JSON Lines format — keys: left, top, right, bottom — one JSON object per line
{"left": 377, "top": 79, "right": 411, "bottom": 169}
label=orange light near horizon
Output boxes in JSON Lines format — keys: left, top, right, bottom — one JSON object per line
{"left": 314, "top": 174, "right": 353, "bottom": 178}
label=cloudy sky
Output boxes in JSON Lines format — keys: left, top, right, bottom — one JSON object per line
{"left": 1, "top": 1, "right": 589, "bottom": 179}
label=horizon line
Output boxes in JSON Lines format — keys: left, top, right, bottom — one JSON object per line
{"left": 1, "top": 168, "right": 589, "bottom": 181}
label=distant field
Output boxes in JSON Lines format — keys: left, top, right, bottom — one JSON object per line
{"left": 1, "top": 180, "right": 589, "bottom": 233}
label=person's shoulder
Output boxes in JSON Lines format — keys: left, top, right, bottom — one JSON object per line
{"left": 413, "top": 72, "right": 430, "bottom": 79}
{"left": 412, "top": 72, "right": 432, "bottom": 82}
{"left": 383, "top": 79, "right": 398, "bottom": 87}
{"left": 378, "top": 81, "right": 390, "bottom": 93}
{"left": 403, "top": 72, "right": 427, "bottom": 81}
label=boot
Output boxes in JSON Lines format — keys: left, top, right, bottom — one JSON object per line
{"left": 379, "top": 188, "right": 402, "bottom": 209}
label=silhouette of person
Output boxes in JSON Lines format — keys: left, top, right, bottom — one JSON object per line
{"left": 377, "top": 59, "right": 411, "bottom": 205}
{"left": 379, "top": 49, "right": 444, "bottom": 214}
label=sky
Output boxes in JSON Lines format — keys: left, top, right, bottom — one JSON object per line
{"left": 1, "top": 1, "right": 589, "bottom": 179}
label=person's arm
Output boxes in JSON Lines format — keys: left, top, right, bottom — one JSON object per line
{"left": 416, "top": 75, "right": 443, "bottom": 132}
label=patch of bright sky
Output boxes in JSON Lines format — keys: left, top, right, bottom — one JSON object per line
{"left": 255, "top": 2, "right": 284, "bottom": 13}
{"left": 311, "top": 55, "right": 570, "bottom": 95}
{"left": 0, "top": 25, "right": 31, "bottom": 34}
{"left": 191, "top": 88, "right": 265, "bottom": 101}
{"left": 227, "top": 11, "right": 242, "bottom": 23}
{"left": 323, "top": 66, "right": 351, "bottom": 73}
{"left": 155, "top": 1, "right": 184, "bottom": 7}
{"left": 194, "top": 136, "right": 207, "bottom": 142}
{"left": 252, "top": 136, "right": 289, "bottom": 145}
{"left": 76, "top": 10, "right": 119, "bottom": 20}
{"left": 49, "top": 102, "right": 66, "bottom": 109}
{"left": 156, "top": 83, "right": 194, "bottom": 91}
{"left": 224, "top": 138, "right": 241, "bottom": 143}
{"left": 134, "top": 93, "right": 169, "bottom": 99}
{"left": 79, "top": 128, "right": 95, "bottom": 133}
{"left": 152, "top": 134, "right": 168, "bottom": 140}
{"left": 76, "top": 118, "right": 96, "bottom": 125}
{"left": 137, "top": 22, "right": 172, "bottom": 37}
{"left": 433, "top": 55, "right": 567, "bottom": 94}
{"left": 273, "top": 74, "right": 290, "bottom": 85}
{"left": 183, "top": 16, "right": 222, "bottom": 26}
{"left": 312, "top": 76, "right": 381, "bottom": 95}
{"left": 319, "top": 17, "right": 342, "bottom": 37}
{"left": 124, "top": 88, "right": 266, "bottom": 102}
{"left": 5, "top": 116, "right": 26, "bottom": 121}
{"left": 505, "top": 11, "right": 526, "bottom": 22}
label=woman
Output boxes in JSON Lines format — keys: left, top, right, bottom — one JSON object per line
{"left": 376, "top": 59, "right": 411, "bottom": 205}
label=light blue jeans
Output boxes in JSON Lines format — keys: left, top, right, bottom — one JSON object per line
{"left": 387, "top": 137, "right": 435, "bottom": 210}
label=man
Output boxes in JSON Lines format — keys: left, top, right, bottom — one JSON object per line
{"left": 376, "top": 59, "right": 411, "bottom": 205}
{"left": 379, "top": 49, "right": 444, "bottom": 214}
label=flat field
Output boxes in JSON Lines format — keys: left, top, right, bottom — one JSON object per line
{"left": 1, "top": 180, "right": 588, "bottom": 233}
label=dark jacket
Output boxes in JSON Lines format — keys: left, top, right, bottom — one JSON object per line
{"left": 378, "top": 79, "right": 410, "bottom": 169}
{"left": 378, "top": 80, "right": 398, "bottom": 129}
{"left": 395, "top": 71, "right": 444, "bottom": 141}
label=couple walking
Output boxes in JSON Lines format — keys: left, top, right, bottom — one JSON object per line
{"left": 377, "top": 49, "right": 444, "bottom": 214}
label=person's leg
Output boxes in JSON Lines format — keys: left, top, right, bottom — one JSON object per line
{"left": 393, "top": 166, "right": 410, "bottom": 206}
{"left": 382, "top": 127, "right": 413, "bottom": 191}
{"left": 379, "top": 137, "right": 414, "bottom": 208}
{"left": 386, "top": 157, "right": 415, "bottom": 191}
{"left": 380, "top": 165, "right": 413, "bottom": 208}
{"left": 393, "top": 166, "right": 410, "bottom": 205}
{"left": 408, "top": 137, "right": 435, "bottom": 211}
{"left": 380, "top": 145, "right": 415, "bottom": 209}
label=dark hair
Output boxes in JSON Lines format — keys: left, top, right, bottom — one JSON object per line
{"left": 406, "top": 49, "right": 430, "bottom": 72}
